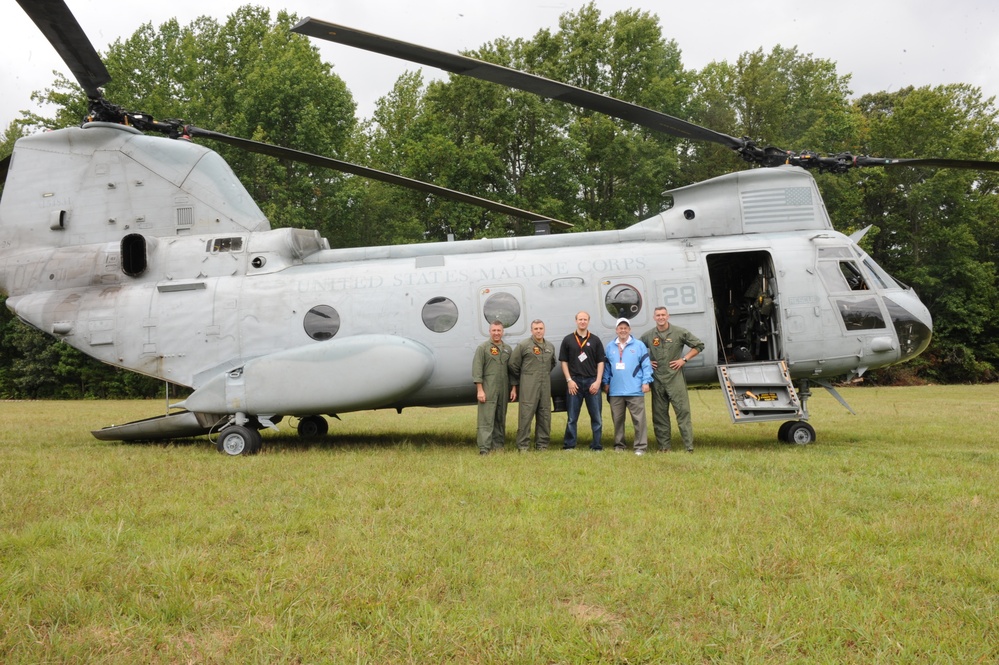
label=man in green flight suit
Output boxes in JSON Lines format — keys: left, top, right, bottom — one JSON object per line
{"left": 509, "top": 319, "right": 557, "bottom": 451}
{"left": 472, "top": 320, "right": 516, "bottom": 455}
{"left": 640, "top": 307, "right": 705, "bottom": 452}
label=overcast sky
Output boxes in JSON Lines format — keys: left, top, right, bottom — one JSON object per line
{"left": 3, "top": 0, "right": 998, "bottom": 135}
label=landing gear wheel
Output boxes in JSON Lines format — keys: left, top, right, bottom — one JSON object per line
{"left": 777, "top": 421, "right": 794, "bottom": 442}
{"left": 297, "top": 415, "right": 329, "bottom": 438}
{"left": 216, "top": 425, "right": 262, "bottom": 456}
{"left": 785, "top": 421, "right": 816, "bottom": 445}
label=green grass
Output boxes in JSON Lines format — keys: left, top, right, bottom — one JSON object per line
{"left": 1, "top": 385, "right": 996, "bottom": 663}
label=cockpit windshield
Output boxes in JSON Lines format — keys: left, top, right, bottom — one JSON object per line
{"left": 860, "top": 254, "right": 905, "bottom": 290}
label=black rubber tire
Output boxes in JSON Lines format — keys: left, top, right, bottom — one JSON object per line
{"left": 297, "top": 415, "right": 329, "bottom": 438}
{"left": 216, "top": 424, "right": 262, "bottom": 455}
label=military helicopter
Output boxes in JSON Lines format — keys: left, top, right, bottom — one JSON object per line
{"left": 3, "top": 1, "right": 997, "bottom": 455}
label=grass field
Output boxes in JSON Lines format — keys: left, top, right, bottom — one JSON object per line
{"left": 1, "top": 385, "right": 996, "bottom": 663}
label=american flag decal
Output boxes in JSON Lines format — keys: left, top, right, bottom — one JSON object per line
{"left": 741, "top": 187, "right": 814, "bottom": 225}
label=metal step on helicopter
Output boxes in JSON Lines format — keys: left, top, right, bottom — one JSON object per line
{"left": 3, "top": 0, "right": 996, "bottom": 455}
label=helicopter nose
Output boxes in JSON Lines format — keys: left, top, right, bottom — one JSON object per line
{"left": 883, "top": 290, "right": 933, "bottom": 362}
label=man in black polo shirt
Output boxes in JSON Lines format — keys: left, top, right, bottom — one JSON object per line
{"left": 559, "top": 311, "right": 606, "bottom": 450}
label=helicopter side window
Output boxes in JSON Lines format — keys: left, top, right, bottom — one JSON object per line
{"left": 605, "top": 284, "right": 643, "bottom": 319}
{"left": 483, "top": 292, "right": 521, "bottom": 328}
{"left": 422, "top": 297, "right": 458, "bottom": 333}
{"left": 303, "top": 305, "right": 341, "bottom": 340}
{"left": 208, "top": 237, "right": 243, "bottom": 253}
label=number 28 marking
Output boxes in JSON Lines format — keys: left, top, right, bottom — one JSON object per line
{"left": 660, "top": 282, "right": 701, "bottom": 312}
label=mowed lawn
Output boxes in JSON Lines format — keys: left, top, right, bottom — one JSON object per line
{"left": 1, "top": 385, "right": 996, "bottom": 663}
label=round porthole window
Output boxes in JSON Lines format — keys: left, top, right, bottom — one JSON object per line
{"left": 483, "top": 292, "right": 521, "bottom": 328}
{"left": 422, "top": 297, "right": 459, "bottom": 332}
{"left": 303, "top": 305, "right": 341, "bottom": 340}
{"left": 605, "top": 284, "right": 642, "bottom": 319}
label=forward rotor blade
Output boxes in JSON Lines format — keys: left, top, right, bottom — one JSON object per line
{"left": 16, "top": 0, "right": 111, "bottom": 98}
{"left": 292, "top": 18, "right": 744, "bottom": 150}
{"left": 184, "top": 127, "right": 571, "bottom": 226}
{"left": 294, "top": 18, "right": 999, "bottom": 174}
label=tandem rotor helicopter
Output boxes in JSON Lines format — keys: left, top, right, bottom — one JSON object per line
{"left": 3, "top": 1, "right": 998, "bottom": 455}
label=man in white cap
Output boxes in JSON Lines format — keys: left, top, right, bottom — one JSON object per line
{"left": 601, "top": 317, "right": 653, "bottom": 454}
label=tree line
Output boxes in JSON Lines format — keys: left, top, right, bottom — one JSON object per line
{"left": 1, "top": 2, "right": 997, "bottom": 397}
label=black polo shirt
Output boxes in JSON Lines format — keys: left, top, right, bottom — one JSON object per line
{"left": 558, "top": 331, "right": 606, "bottom": 379}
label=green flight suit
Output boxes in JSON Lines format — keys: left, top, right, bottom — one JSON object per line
{"left": 509, "top": 337, "right": 557, "bottom": 450}
{"left": 472, "top": 339, "right": 513, "bottom": 452}
{"left": 640, "top": 324, "right": 705, "bottom": 451}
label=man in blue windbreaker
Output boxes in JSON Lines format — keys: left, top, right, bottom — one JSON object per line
{"left": 602, "top": 318, "right": 653, "bottom": 454}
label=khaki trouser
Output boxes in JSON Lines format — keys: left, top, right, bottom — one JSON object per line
{"left": 609, "top": 395, "right": 648, "bottom": 451}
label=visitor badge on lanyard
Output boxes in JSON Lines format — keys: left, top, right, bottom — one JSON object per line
{"left": 575, "top": 333, "right": 589, "bottom": 363}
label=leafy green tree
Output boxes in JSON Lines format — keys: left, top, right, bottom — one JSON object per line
{"left": 361, "top": 3, "right": 691, "bottom": 237}
{"left": 852, "top": 85, "right": 999, "bottom": 382}
{"left": 536, "top": 4, "right": 692, "bottom": 227}
{"left": 26, "top": 6, "right": 356, "bottom": 236}
{"left": 686, "top": 46, "right": 857, "bottom": 184}
{"left": 0, "top": 121, "right": 26, "bottom": 159}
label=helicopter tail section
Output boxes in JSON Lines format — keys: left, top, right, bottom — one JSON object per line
{"left": 0, "top": 124, "right": 268, "bottom": 246}
{"left": 0, "top": 122, "right": 270, "bottom": 298}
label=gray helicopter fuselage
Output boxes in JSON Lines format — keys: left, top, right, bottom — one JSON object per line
{"left": 0, "top": 123, "right": 932, "bottom": 424}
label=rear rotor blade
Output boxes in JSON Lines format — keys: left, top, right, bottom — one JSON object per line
{"left": 16, "top": 0, "right": 111, "bottom": 98}
{"left": 184, "top": 127, "right": 571, "bottom": 226}
{"left": 292, "top": 18, "right": 744, "bottom": 150}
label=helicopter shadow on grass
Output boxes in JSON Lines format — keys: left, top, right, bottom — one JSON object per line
{"left": 257, "top": 429, "right": 477, "bottom": 453}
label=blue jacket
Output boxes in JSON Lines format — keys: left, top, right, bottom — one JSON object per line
{"left": 602, "top": 336, "right": 653, "bottom": 397}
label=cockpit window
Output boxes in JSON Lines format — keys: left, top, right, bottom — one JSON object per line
{"left": 862, "top": 257, "right": 904, "bottom": 290}
{"left": 860, "top": 259, "right": 888, "bottom": 289}
{"left": 819, "top": 260, "right": 868, "bottom": 292}
{"left": 817, "top": 246, "right": 852, "bottom": 259}
{"left": 834, "top": 297, "right": 886, "bottom": 330}
{"left": 840, "top": 262, "right": 867, "bottom": 291}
